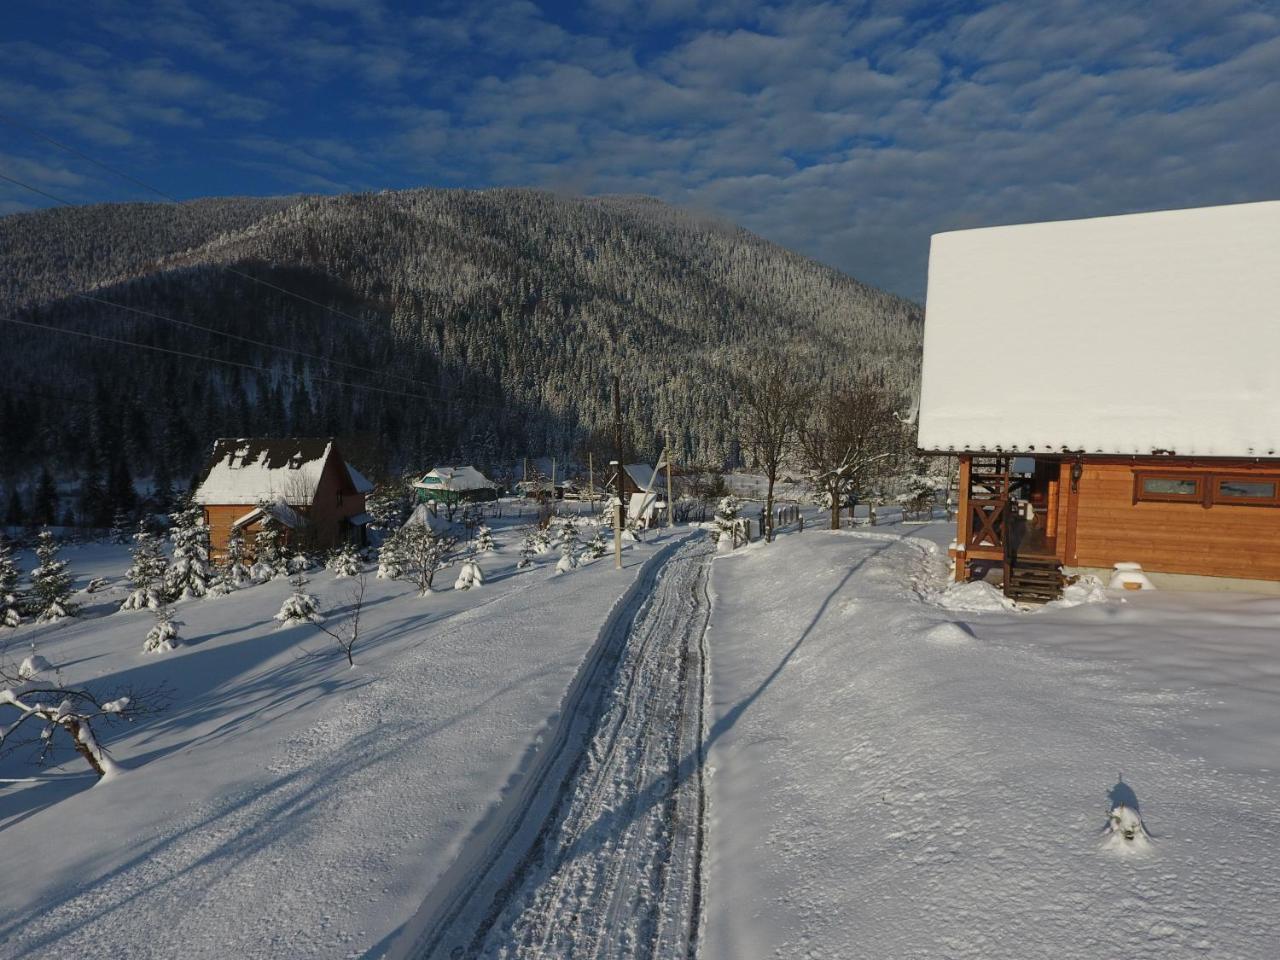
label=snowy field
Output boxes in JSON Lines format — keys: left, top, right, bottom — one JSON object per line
{"left": 0, "top": 507, "right": 674, "bottom": 959}
{"left": 704, "top": 522, "right": 1280, "bottom": 959}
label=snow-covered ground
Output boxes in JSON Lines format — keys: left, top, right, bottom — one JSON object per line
{"left": 0, "top": 508, "right": 676, "bottom": 959}
{"left": 703, "top": 522, "right": 1280, "bottom": 959}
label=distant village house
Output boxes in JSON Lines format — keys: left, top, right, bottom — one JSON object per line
{"left": 193, "top": 438, "right": 373, "bottom": 558}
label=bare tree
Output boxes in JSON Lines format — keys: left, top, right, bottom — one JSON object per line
{"left": 317, "top": 573, "right": 366, "bottom": 668}
{"left": 799, "top": 376, "right": 906, "bottom": 530}
{"left": 398, "top": 524, "right": 459, "bottom": 595}
{"left": 0, "top": 647, "right": 166, "bottom": 778}
{"left": 734, "top": 356, "right": 813, "bottom": 541}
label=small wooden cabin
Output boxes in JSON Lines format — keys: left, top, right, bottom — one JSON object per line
{"left": 413, "top": 465, "right": 498, "bottom": 505}
{"left": 193, "top": 438, "right": 373, "bottom": 558}
{"left": 917, "top": 201, "right": 1280, "bottom": 600}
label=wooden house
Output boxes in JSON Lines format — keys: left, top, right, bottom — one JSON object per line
{"left": 917, "top": 201, "right": 1280, "bottom": 600}
{"left": 193, "top": 438, "right": 373, "bottom": 558}
{"left": 413, "top": 465, "right": 498, "bottom": 505}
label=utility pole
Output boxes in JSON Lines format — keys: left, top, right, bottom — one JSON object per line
{"left": 612, "top": 374, "right": 624, "bottom": 570}
{"left": 664, "top": 425, "right": 675, "bottom": 530}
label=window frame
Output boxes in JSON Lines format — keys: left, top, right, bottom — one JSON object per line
{"left": 1211, "top": 475, "right": 1280, "bottom": 507}
{"left": 1133, "top": 471, "right": 1204, "bottom": 505}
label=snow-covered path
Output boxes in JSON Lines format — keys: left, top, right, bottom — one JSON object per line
{"left": 399, "top": 538, "right": 713, "bottom": 959}
{"left": 704, "top": 527, "right": 1280, "bottom": 959}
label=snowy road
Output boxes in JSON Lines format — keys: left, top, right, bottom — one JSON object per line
{"left": 396, "top": 537, "right": 713, "bottom": 960}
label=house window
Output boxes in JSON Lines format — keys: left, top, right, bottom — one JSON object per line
{"left": 1213, "top": 477, "right": 1279, "bottom": 506}
{"left": 1135, "top": 473, "right": 1202, "bottom": 502}
{"left": 1134, "top": 471, "right": 1280, "bottom": 507}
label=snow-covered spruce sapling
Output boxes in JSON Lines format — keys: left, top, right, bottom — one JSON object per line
{"left": 0, "top": 536, "right": 22, "bottom": 628}
{"left": 376, "top": 528, "right": 406, "bottom": 580}
{"left": 315, "top": 573, "right": 366, "bottom": 668}
{"left": 29, "top": 529, "right": 78, "bottom": 623}
{"left": 474, "top": 524, "right": 496, "bottom": 553}
{"left": 109, "top": 508, "right": 132, "bottom": 545}
{"left": 554, "top": 518, "right": 580, "bottom": 574}
{"left": 288, "top": 551, "right": 314, "bottom": 574}
{"left": 532, "top": 524, "right": 552, "bottom": 555}
{"left": 143, "top": 602, "right": 181, "bottom": 653}
{"left": 516, "top": 529, "right": 537, "bottom": 569}
{"left": 251, "top": 518, "right": 290, "bottom": 580}
{"left": 713, "top": 495, "right": 742, "bottom": 550}
{"left": 224, "top": 531, "right": 251, "bottom": 585}
{"left": 326, "top": 541, "right": 362, "bottom": 577}
{"left": 581, "top": 527, "right": 608, "bottom": 562}
{"left": 454, "top": 557, "right": 485, "bottom": 590}
{"left": 164, "top": 500, "right": 213, "bottom": 601}
{"left": 274, "top": 570, "right": 323, "bottom": 626}
{"left": 121, "top": 522, "right": 168, "bottom": 611}
{"left": 0, "top": 651, "right": 165, "bottom": 778}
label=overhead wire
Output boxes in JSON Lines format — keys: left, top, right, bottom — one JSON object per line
{"left": 0, "top": 164, "right": 512, "bottom": 409}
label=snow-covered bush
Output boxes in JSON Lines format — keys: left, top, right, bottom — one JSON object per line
{"left": 0, "top": 536, "right": 22, "bottom": 628}
{"left": 532, "top": 525, "right": 552, "bottom": 555}
{"left": 143, "top": 603, "right": 181, "bottom": 653}
{"left": 1102, "top": 804, "right": 1152, "bottom": 853}
{"left": 121, "top": 522, "right": 168, "bottom": 611}
{"left": 474, "top": 524, "right": 496, "bottom": 553}
{"left": 29, "top": 529, "right": 77, "bottom": 623}
{"left": 454, "top": 558, "right": 484, "bottom": 590}
{"left": 326, "top": 542, "right": 362, "bottom": 577}
{"left": 275, "top": 571, "right": 322, "bottom": 625}
{"left": 555, "top": 552, "right": 577, "bottom": 575}
{"left": 164, "top": 501, "right": 213, "bottom": 601}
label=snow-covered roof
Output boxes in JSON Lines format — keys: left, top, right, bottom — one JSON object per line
{"left": 917, "top": 201, "right": 1280, "bottom": 458}
{"left": 624, "top": 463, "right": 657, "bottom": 490}
{"left": 414, "top": 465, "right": 496, "bottom": 492}
{"left": 194, "top": 438, "right": 370, "bottom": 505}
{"left": 232, "top": 501, "right": 301, "bottom": 530}
{"left": 346, "top": 463, "right": 374, "bottom": 494}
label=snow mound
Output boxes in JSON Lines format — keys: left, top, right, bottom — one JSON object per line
{"left": 923, "top": 621, "right": 974, "bottom": 645}
{"left": 1109, "top": 563, "right": 1156, "bottom": 591}
{"left": 1101, "top": 804, "right": 1153, "bottom": 855}
{"left": 932, "top": 580, "right": 1017, "bottom": 612}
{"left": 19, "top": 654, "right": 53, "bottom": 680}
{"left": 1049, "top": 575, "right": 1110, "bottom": 608}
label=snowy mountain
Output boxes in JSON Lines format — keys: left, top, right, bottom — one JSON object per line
{"left": 0, "top": 188, "right": 921, "bottom": 510}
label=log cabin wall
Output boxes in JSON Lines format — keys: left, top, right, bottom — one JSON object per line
{"left": 1066, "top": 459, "right": 1280, "bottom": 581}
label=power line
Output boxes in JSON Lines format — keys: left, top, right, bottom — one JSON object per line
{"left": 2, "top": 315, "right": 439, "bottom": 402}
{"left": 0, "top": 166, "right": 510, "bottom": 409}
{"left": 1, "top": 116, "right": 415, "bottom": 342}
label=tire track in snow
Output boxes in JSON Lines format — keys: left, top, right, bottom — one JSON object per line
{"left": 395, "top": 537, "right": 713, "bottom": 959}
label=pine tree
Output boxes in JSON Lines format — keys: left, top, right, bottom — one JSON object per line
{"left": 275, "top": 570, "right": 322, "bottom": 625}
{"left": 582, "top": 526, "right": 608, "bottom": 562}
{"left": 376, "top": 528, "right": 406, "bottom": 580}
{"left": 555, "top": 516, "right": 579, "bottom": 574}
{"left": 121, "top": 522, "right": 168, "bottom": 611}
{"left": 224, "top": 531, "right": 251, "bottom": 585}
{"left": 251, "top": 518, "right": 289, "bottom": 580}
{"left": 713, "top": 495, "right": 742, "bottom": 550}
{"left": 143, "top": 602, "right": 181, "bottom": 652}
{"left": 29, "top": 529, "right": 77, "bottom": 622}
{"left": 33, "top": 467, "right": 58, "bottom": 527}
{"left": 474, "top": 524, "right": 496, "bottom": 553}
{"left": 326, "top": 542, "right": 361, "bottom": 577}
{"left": 0, "top": 535, "right": 22, "bottom": 628}
{"left": 164, "top": 500, "right": 213, "bottom": 601}
{"left": 517, "top": 529, "right": 537, "bottom": 569}
{"left": 109, "top": 508, "right": 131, "bottom": 544}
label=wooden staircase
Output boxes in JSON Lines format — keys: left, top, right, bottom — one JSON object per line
{"left": 1003, "top": 555, "right": 1064, "bottom": 604}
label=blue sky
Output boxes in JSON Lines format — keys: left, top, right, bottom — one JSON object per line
{"left": 2, "top": 0, "right": 1278, "bottom": 301}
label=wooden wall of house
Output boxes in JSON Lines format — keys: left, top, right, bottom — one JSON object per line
{"left": 1062, "top": 460, "right": 1280, "bottom": 581}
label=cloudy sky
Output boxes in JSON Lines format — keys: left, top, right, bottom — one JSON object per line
{"left": 2, "top": 0, "right": 1278, "bottom": 300}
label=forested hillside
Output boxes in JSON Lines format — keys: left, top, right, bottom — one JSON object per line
{"left": 0, "top": 187, "right": 922, "bottom": 523}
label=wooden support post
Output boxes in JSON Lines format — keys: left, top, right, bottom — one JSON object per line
{"left": 955, "top": 455, "right": 973, "bottom": 581}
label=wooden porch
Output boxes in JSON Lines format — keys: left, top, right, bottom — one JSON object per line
{"left": 955, "top": 455, "right": 1065, "bottom": 603}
